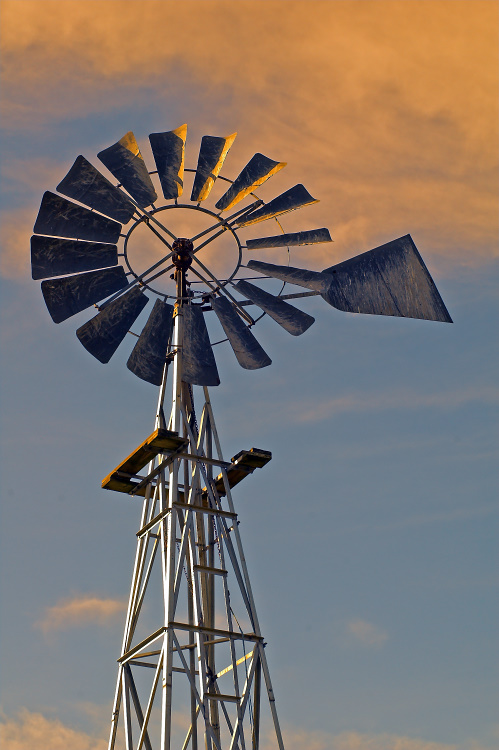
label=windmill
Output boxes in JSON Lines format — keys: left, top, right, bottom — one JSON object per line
{"left": 31, "top": 124, "right": 452, "bottom": 750}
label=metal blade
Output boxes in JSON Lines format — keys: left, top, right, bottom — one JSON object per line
{"left": 246, "top": 228, "right": 332, "bottom": 251}
{"left": 41, "top": 266, "right": 128, "bottom": 323}
{"left": 182, "top": 305, "right": 220, "bottom": 386}
{"left": 127, "top": 299, "right": 174, "bottom": 385}
{"left": 76, "top": 287, "right": 148, "bottom": 363}
{"left": 322, "top": 234, "right": 453, "bottom": 322}
{"left": 149, "top": 124, "right": 187, "bottom": 200}
{"left": 215, "top": 153, "right": 286, "bottom": 212}
{"left": 34, "top": 192, "right": 122, "bottom": 244}
{"left": 246, "top": 260, "right": 331, "bottom": 293}
{"left": 56, "top": 156, "right": 136, "bottom": 223}
{"left": 211, "top": 296, "right": 271, "bottom": 370}
{"left": 236, "top": 184, "right": 319, "bottom": 227}
{"left": 31, "top": 236, "right": 118, "bottom": 280}
{"left": 191, "top": 133, "right": 237, "bottom": 202}
{"left": 98, "top": 131, "right": 157, "bottom": 208}
{"left": 234, "top": 280, "right": 315, "bottom": 336}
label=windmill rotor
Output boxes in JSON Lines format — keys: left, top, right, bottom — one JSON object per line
{"left": 32, "top": 124, "right": 451, "bottom": 386}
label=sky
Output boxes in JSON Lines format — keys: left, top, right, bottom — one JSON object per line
{"left": 0, "top": 1, "right": 498, "bottom": 749}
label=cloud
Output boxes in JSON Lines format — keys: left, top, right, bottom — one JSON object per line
{"left": 265, "top": 727, "right": 493, "bottom": 750}
{"left": 0, "top": 0, "right": 496, "bottom": 281}
{"left": 0, "top": 709, "right": 106, "bottom": 750}
{"left": 346, "top": 618, "right": 388, "bottom": 648}
{"left": 293, "top": 385, "right": 499, "bottom": 424}
{"left": 35, "top": 594, "right": 125, "bottom": 635}
{"left": 0, "top": 710, "right": 492, "bottom": 750}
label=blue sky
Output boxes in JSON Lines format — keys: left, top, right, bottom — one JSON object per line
{"left": 0, "top": 2, "right": 497, "bottom": 749}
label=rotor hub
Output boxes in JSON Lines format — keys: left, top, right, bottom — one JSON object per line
{"left": 172, "top": 238, "right": 194, "bottom": 270}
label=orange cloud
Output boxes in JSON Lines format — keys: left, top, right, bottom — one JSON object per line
{"left": 1, "top": 0, "right": 496, "bottom": 281}
{"left": 35, "top": 594, "right": 125, "bottom": 635}
{"left": 0, "top": 710, "right": 106, "bottom": 750}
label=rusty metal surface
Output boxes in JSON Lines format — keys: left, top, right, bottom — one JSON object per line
{"left": 76, "top": 287, "right": 148, "bottom": 363}
{"left": 236, "top": 184, "right": 319, "bottom": 227}
{"left": 234, "top": 280, "right": 315, "bottom": 336}
{"left": 190, "top": 133, "right": 237, "bottom": 202}
{"left": 31, "top": 236, "right": 118, "bottom": 280}
{"left": 41, "top": 266, "right": 128, "bottom": 323}
{"left": 98, "top": 131, "right": 157, "bottom": 208}
{"left": 34, "top": 192, "right": 122, "bottom": 244}
{"left": 322, "top": 235, "right": 453, "bottom": 322}
{"left": 211, "top": 296, "right": 271, "bottom": 370}
{"left": 56, "top": 156, "right": 136, "bottom": 224}
{"left": 127, "top": 299, "right": 174, "bottom": 385}
{"left": 246, "top": 228, "right": 332, "bottom": 250}
{"left": 182, "top": 304, "right": 220, "bottom": 386}
{"left": 149, "top": 124, "right": 187, "bottom": 200}
{"left": 247, "top": 260, "right": 331, "bottom": 293}
{"left": 215, "top": 153, "right": 286, "bottom": 212}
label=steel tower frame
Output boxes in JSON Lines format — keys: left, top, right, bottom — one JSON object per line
{"left": 106, "top": 253, "right": 284, "bottom": 750}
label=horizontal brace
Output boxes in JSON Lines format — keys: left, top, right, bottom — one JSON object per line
{"left": 174, "top": 502, "right": 237, "bottom": 520}
{"left": 177, "top": 452, "right": 231, "bottom": 468}
{"left": 169, "top": 622, "right": 262, "bottom": 642}
{"left": 129, "top": 660, "right": 159, "bottom": 669}
{"left": 205, "top": 693, "right": 241, "bottom": 703}
{"left": 173, "top": 666, "right": 199, "bottom": 675}
{"left": 203, "top": 637, "right": 231, "bottom": 647}
{"left": 194, "top": 565, "right": 228, "bottom": 576}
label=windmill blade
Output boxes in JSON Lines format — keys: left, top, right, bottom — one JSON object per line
{"left": 41, "top": 266, "right": 128, "bottom": 324}
{"left": 76, "top": 287, "right": 148, "bottom": 364}
{"left": 127, "top": 299, "right": 174, "bottom": 385}
{"left": 191, "top": 133, "right": 237, "bottom": 202}
{"left": 56, "top": 156, "right": 136, "bottom": 224}
{"left": 98, "top": 131, "right": 158, "bottom": 208}
{"left": 211, "top": 296, "right": 271, "bottom": 370}
{"left": 246, "top": 260, "right": 331, "bottom": 293}
{"left": 234, "top": 280, "right": 315, "bottom": 336}
{"left": 149, "top": 124, "right": 187, "bottom": 200}
{"left": 322, "top": 234, "right": 453, "bottom": 322}
{"left": 236, "top": 184, "right": 319, "bottom": 227}
{"left": 34, "top": 192, "right": 122, "bottom": 244}
{"left": 246, "top": 228, "right": 332, "bottom": 251}
{"left": 215, "top": 153, "right": 286, "bottom": 212}
{"left": 182, "top": 305, "right": 220, "bottom": 386}
{"left": 31, "top": 236, "right": 118, "bottom": 280}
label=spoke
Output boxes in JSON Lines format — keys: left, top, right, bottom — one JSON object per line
{"left": 130, "top": 200, "right": 178, "bottom": 242}
{"left": 141, "top": 264, "right": 174, "bottom": 287}
{"left": 187, "top": 264, "right": 220, "bottom": 294}
{"left": 189, "top": 200, "right": 263, "bottom": 243}
{"left": 193, "top": 227, "right": 227, "bottom": 254}
{"left": 192, "top": 256, "right": 255, "bottom": 325}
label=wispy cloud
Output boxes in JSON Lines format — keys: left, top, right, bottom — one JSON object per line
{"left": 0, "top": 709, "right": 106, "bottom": 750}
{"left": 292, "top": 386, "right": 499, "bottom": 424}
{"left": 34, "top": 594, "right": 125, "bottom": 635}
{"left": 346, "top": 618, "right": 389, "bottom": 648}
{"left": 263, "top": 726, "right": 493, "bottom": 750}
